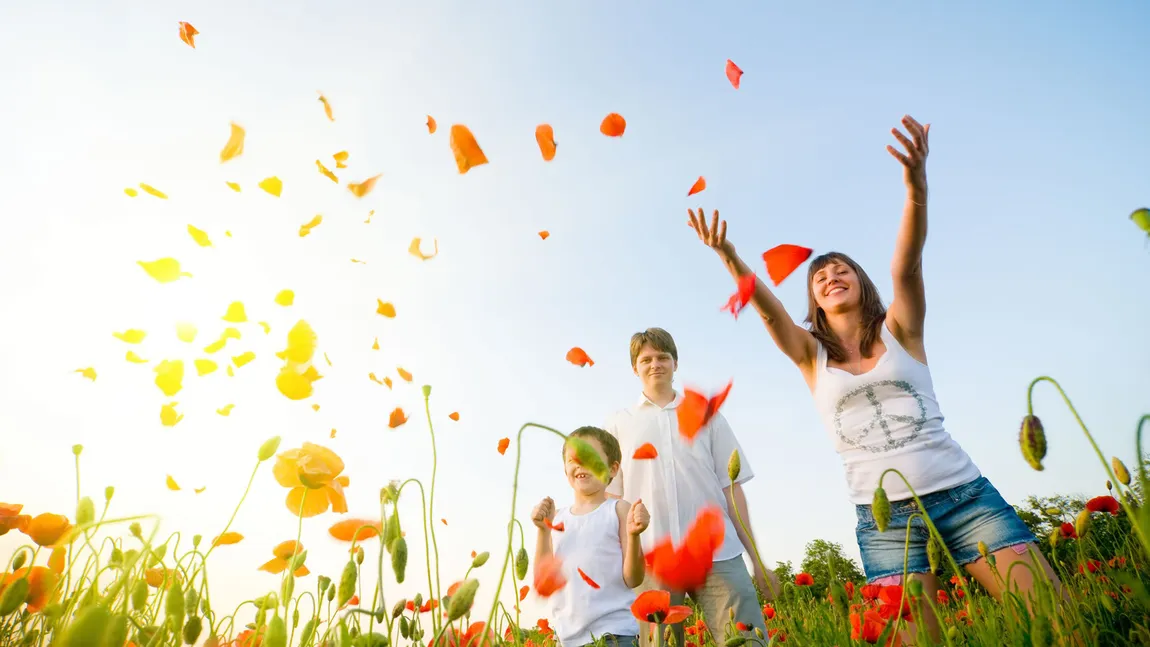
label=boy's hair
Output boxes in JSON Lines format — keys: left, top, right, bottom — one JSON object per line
{"left": 629, "top": 327, "right": 678, "bottom": 368}
{"left": 563, "top": 426, "right": 623, "bottom": 484}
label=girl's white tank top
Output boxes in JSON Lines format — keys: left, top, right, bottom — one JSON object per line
{"left": 548, "top": 500, "right": 639, "bottom": 647}
{"left": 812, "top": 320, "right": 981, "bottom": 504}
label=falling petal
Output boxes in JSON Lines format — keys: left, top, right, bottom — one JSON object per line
{"left": 449, "top": 125, "right": 489, "bottom": 174}
{"left": 333, "top": 151, "right": 349, "bottom": 168}
{"left": 687, "top": 176, "right": 706, "bottom": 197}
{"left": 426, "top": 116, "right": 437, "bottom": 134}
{"left": 409, "top": 237, "right": 439, "bottom": 260}
{"left": 348, "top": 175, "right": 381, "bottom": 198}
{"left": 318, "top": 93, "right": 335, "bottom": 121}
{"left": 187, "top": 224, "right": 212, "bottom": 247}
{"left": 176, "top": 323, "right": 197, "bottom": 343}
{"left": 539, "top": 231, "right": 550, "bottom": 240}
{"left": 330, "top": 428, "right": 337, "bottom": 438}
{"left": 311, "top": 403, "right": 320, "bottom": 412}
{"left": 232, "top": 351, "right": 256, "bottom": 368}
{"left": 725, "top": 59, "right": 743, "bottom": 89}
{"left": 351, "top": 258, "right": 367, "bottom": 264}
{"left": 217, "top": 404, "right": 234, "bottom": 416}
{"left": 160, "top": 402, "right": 183, "bottom": 427}
{"left": 219, "top": 122, "right": 245, "bottom": 163}
{"left": 177, "top": 22, "right": 199, "bottom": 48}
{"left": 227, "top": 365, "right": 234, "bottom": 377}
{"left": 599, "top": 113, "right": 626, "bottom": 137}
{"left": 316, "top": 160, "right": 339, "bottom": 183}
{"left": 721, "top": 273, "right": 756, "bottom": 319}
{"left": 154, "top": 360, "right": 185, "bottom": 396}
{"left": 213, "top": 532, "right": 244, "bottom": 546}
{"left": 633, "top": 443, "right": 658, "bottom": 459}
{"left": 166, "top": 475, "right": 181, "bottom": 490}
{"left": 299, "top": 215, "right": 323, "bottom": 237}
{"left": 221, "top": 302, "right": 247, "bottom": 323}
{"left": 195, "top": 359, "right": 218, "bottom": 376}
{"left": 677, "top": 381, "right": 733, "bottom": 442}
{"left": 139, "top": 183, "right": 168, "bottom": 199}
{"left": 497, "top": 438, "right": 510, "bottom": 455}
{"left": 389, "top": 408, "right": 408, "bottom": 428}
{"left": 138, "top": 258, "right": 191, "bottom": 283}
{"left": 441, "top": 519, "right": 447, "bottom": 526}
{"left": 75, "top": 368, "right": 97, "bottom": 381}
{"left": 194, "top": 487, "right": 206, "bottom": 494}
{"left": 565, "top": 347, "right": 594, "bottom": 367}
{"left": 383, "top": 377, "right": 392, "bottom": 389}
{"left": 113, "top": 329, "right": 147, "bottom": 344}
{"left": 577, "top": 568, "right": 600, "bottom": 589}
{"left": 126, "top": 351, "right": 148, "bottom": 364}
{"left": 275, "top": 290, "right": 294, "bottom": 306}
{"left": 203, "top": 339, "right": 226, "bottom": 354}
{"left": 324, "top": 352, "right": 332, "bottom": 366}
{"left": 376, "top": 300, "right": 396, "bottom": 318}
{"left": 124, "top": 188, "right": 138, "bottom": 197}
{"left": 364, "top": 210, "right": 374, "bottom": 224}
{"left": 368, "top": 372, "right": 383, "bottom": 385}
{"left": 226, "top": 181, "right": 241, "bottom": 192}
{"left": 258, "top": 176, "right": 283, "bottom": 197}
{"left": 448, "top": 412, "right": 459, "bottom": 421}
{"left": 259, "top": 322, "right": 271, "bottom": 334}
{"left": 397, "top": 367, "right": 413, "bottom": 382}
{"left": 535, "top": 124, "right": 557, "bottom": 161}
{"left": 761, "top": 244, "right": 814, "bottom": 286}
{"left": 371, "top": 337, "right": 379, "bottom": 350}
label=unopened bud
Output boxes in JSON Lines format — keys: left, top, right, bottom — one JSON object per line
{"left": 72, "top": 444, "right": 83, "bottom": 456}
{"left": 129, "top": 522, "right": 143, "bottom": 539}
{"left": 192, "top": 535, "right": 202, "bottom": 549}
{"left": 1048, "top": 528, "right": 1060, "bottom": 549}
{"left": 317, "top": 575, "right": 331, "bottom": 592}
{"left": 515, "top": 548, "right": 529, "bottom": 580}
{"left": 422, "top": 385, "right": 432, "bottom": 398}
{"left": 1045, "top": 508, "right": 1062, "bottom": 516}
{"left": 257, "top": 436, "right": 282, "bottom": 462}
{"left": 947, "top": 626, "right": 959, "bottom": 640}
{"left": 872, "top": 487, "right": 891, "bottom": 533}
{"left": 1075, "top": 509, "right": 1091, "bottom": 538}
{"left": 392, "top": 600, "right": 407, "bottom": 619}
{"left": 413, "top": 593, "right": 423, "bottom": 609}
{"left": 754, "top": 628, "right": 764, "bottom": 639}
{"left": 728, "top": 450, "right": 741, "bottom": 483}
{"left": 471, "top": 551, "right": 490, "bottom": 568}
{"left": 927, "top": 534, "right": 942, "bottom": 574}
{"left": 105, "top": 486, "right": 115, "bottom": 502}
{"left": 446, "top": 579, "right": 479, "bottom": 621}
{"left": 1112, "top": 457, "right": 1131, "bottom": 486}
{"left": 1, "top": 578, "right": 30, "bottom": 615}
{"left": 11, "top": 550, "right": 27, "bottom": 571}
{"left": 1019, "top": 415, "right": 1046, "bottom": 471}
{"left": 356, "top": 546, "right": 365, "bottom": 565}
{"left": 729, "top": 607, "right": 735, "bottom": 620}
{"left": 908, "top": 579, "right": 923, "bottom": 597}
{"left": 392, "top": 537, "right": 408, "bottom": 583}
{"left": 265, "top": 614, "right": 287, "bottom": 647}
{"left": 182, "top": 616, "right": 203, "bottom": 645}
{"left": 1106, "top": 480, "right": 1113, "bottom": 491}
{"left": 75, "top": 496, "right": 95, "bottom": 527}
{"left": 338, "top": 560, "right": 357, "bottom": 607}
{"left": 977, "top": 541, "right": 989, "bottom": 559}
{"left": 724, "top": 637, "right": 746, "bottom": 647}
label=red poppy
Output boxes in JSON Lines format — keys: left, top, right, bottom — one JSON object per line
{"left": 794, "top": 572, "right": 813, "bottom": 586}
{"left": 936, "top": 589, "right": 949, "bottom": 605}
{"left": 544, "top": 520, "right": 565, "bottom": 532}
{"left": 677, "top": 381, "right": 733, "bottom": 442}
{"left": 1060, "top": 522, "right": 1077, "bottom": 539}
{"left": 844, "top": 581, "right": 855, "bottom": 599}
{"left": 1078, "top": 559, "right": 1103, "bottom": 574}
{"left": 1086, "top": 496, "right": 1120, "bottom": 515}
{"left": 762, "top": 604, "right": 775, "bottom": 620}
{"left": 860, "top": 584, "right": 881, "bottom": 601}
{"left": 735, "top": 622, "right": 748, "bottom": 631}
{"left": 630, "top": 590, "right": 692, "bottom": 624}
{"left": 721, "top": 273, "right": 756, "bottom": 319}
{"left": 850, "top": 609, "right": 886, "bottom": 644}
{"left": 644, "top": 506, "right": 725, "bottom": 593}
{"left": 876, "top": 585, "right": 912, "bottom": 622}
{"left": 533, "top": 554, "right": 568, "bottom": 597}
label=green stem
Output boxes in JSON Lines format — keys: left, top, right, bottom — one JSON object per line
{"left": 726, "top": 484, "right": 776, "bottom": 600}
{"left": 422, "top": 390, "right": 444, "bottom": 631}
{"left": 283, "top": 490, "right": 309, "bottom": 617}
{"left": 485, "top": 423, "right": 569, "bottom": 638}
{"left": 876, "top": 470, "right": 968, "bottom": 601}
{"left": 395, "top": 478, "right": 438, "bottom": 631}
{"left": 1027, "top": 377, "right": 1150, "bottom": 555}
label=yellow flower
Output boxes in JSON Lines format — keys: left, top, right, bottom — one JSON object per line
{"left": 273, "top": 443, "right": 349, "bottom": 517}
{"left": 22, "top": 513, "right": 72, "bottom": 547}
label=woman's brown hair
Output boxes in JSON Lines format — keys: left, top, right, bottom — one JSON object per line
{"left": 803, "top": 252, "right": 887, "bottom": 363}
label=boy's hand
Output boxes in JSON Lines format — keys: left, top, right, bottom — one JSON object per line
{"left": 531, "top": 497, "right": 555, "bottom": 531}
{"left": 626, "top": 499, "right": 650, "bottom": 536}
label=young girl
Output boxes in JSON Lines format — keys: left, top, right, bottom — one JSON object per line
{"left": 687, "top": 115, "right": 1062, "bottom": 637}
{"left": 532, "top": 426, "right": 651, "bottom": 647}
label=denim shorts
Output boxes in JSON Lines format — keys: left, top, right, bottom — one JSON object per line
{"left": 854, "top": 476, "right": 1036, "bottom": 582}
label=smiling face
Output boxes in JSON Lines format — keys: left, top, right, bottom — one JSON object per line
{"left": 633, "top": 343, "right": 677, "bottom": 391}
{"left": 564, "top": 435, "right": 619, "bottom": 496}
{"left": 811, "top": 259, "right": 862, "bottom": 314}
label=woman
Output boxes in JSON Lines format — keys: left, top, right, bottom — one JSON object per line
{"left": 687, "top": 115, "right": 1062, "bottom": 636}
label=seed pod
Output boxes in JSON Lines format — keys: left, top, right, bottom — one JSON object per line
{"left": 1075, "top": 509, "right": 1091, "bottom": 538}
{"left": 56, "top": 603, "right": 111, "bottom": 646}
{"left": 192, "top": 535, "right": 202, "bottom": 549}
{"left": 392, "top": 599, "right": 407, "bottom": 619}
{"left": 184, "top": 587, "right": 199, "bottom": 615}
{"left": 1019, "top": 415, "right": 1046, "bottom": 471}
{"left": 725, "top": 636, "right": 747, "bottom": 647}
{"left": 392, "top": 537, "right": 408, "bottom": 584}
{"left": 338, "top": 560, "right": 358, "bottom": 607}
{"left": 471, "top": 551, "right": 490, "bottom": 569}
{"left": 927, "top": 534, "right": 942, "bottom": 574}
{"left": 515, "top": 548, "right": 529, "bottom": 581}
{"left": 728, "top": 449, "right": 741, "bottom": 483}
{"left": 258, "top": 436, "right": 282, "bottom": 462}
{"left": 299, "top": 618, "right": 318, "bottom": 647}
{"left": 446, "top": 579, "right": 479, "bottom": 621}
{"left": 76, "top": 496, "right": 95, "bottom": 527}
{"left": 131, "top": 580, "right": 149, "bottom": 611}
{"left": 0, "top": 578, "right": 30, "bottom": 615}
{"left": 872, "top": 487, "right": 891, "bottom": 533}
{"left": 1112, "top": 457, "right": 1131, "bottom": 486}
{"left": 183, "top": 616, "right": 203, "bottom": 645}
{"left": 11, "top": 550, "right": 26, "bottom": 571}
{"left": 399, "top": 616, "right": 411, "bottom": 639}
{"left": 281, "top": 572, "right": 295, "bottom": 603}
{"left": 265, "top": 614, "right": 288, "bottom": 647}
{"left": 166, "top": 578, "right": 185, "bottom": 633}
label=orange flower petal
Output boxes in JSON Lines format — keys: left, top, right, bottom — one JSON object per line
{"left": 348, "top": 174, "right": 382, "bottom": 198}
{"left": 389, "top": 407, "right": 408, "bottom": 428}
{"left": 376, "top": 300, "right": 396, "bottom": 318}
{"left": 212, "top": 532, "right": 244, "bottom": 547}
{"left": 687, "top": 176, "right": 706, "bottom": 197}
{"left": 427, "top": 116, "right": 437, "bottom": 134}
{"left": 178, "top": 22, "right": 199, "bottom": 48}
{"left": 316, "top": 160, "right": 339, "bottom": 183}
{"left": 565, "top": 347, "right": 594, "bottom": 367}
{"left": 449, "top": 125, "right": 489, "bottom": 174}
{"left": 318, "top": 93, "right": 335, "bottom": 121}
{"left": 677, "top": 381, "right": 733, "bottom": 442}
{"left": 285, "top": 486, "right": 331, "bottom": 518}
{"left": 397, "top": 367, "right": 413, "bottom": 382}
{"left": 538, "top": 231, "right": 550, "bottom": 240}
{"left": 519, "top": 585, "right": 529, "bottom": 601}
{"left": 448, "top": 412, "right": 460, "bottom": 421}
{"left": 329, "top": 518, "right": 382, "bottom": 542}
{"left": 272, "top": 540, "right": 304, "bottom": 560}
{"left": 761, "top": 244, "right": 813, "bottom": 286}
{"left": 497, "top": 438, "right": 510, "bottom": 455}
{"left": 533, "top": 555, "right": 568, "bottom": 598}
{"left": 600, "top": 113, "right": 626, "bottom": 137}
{"left": 535, "top": 124, "right": 557, "bottom": 161}
{"left": 333, "top": 151, "right": 349, "bottom": 168}
{"left": 725, "top": 59, "right": 743, "bottom": 89}
{"left": 578, "top": 568, "right": 600, "bottom": 589}
{"left": 633, "top": 443, "right": 658, "bottom": 460}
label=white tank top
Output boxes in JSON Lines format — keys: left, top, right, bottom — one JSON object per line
{"left": 812, "top": 321, "right": 981, "bottom": 504}
{"left": 548, "top": 500, "right": 639, "bottom": 647}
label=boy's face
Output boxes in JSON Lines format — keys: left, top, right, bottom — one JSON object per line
{"left": 564, "top": 436, "right": 619, "bottom": 496}
{"left": 633, "top": 343, "right": 676, "bottom": 391}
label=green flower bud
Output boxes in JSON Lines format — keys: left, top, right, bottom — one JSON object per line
{"left": 391, "top": 537, "right": 408, "bottom": 583}
{"left": 75, "top": 497, "right": 95, "bottom": 527}
{"left": 184, "top": 587, "right": 199, "bottom": 615}
{"left": 725, "top": 637, "right": 747, "bottom": 647}
{"left": 192, "top": 534, "right": 202, "bottom": 549}
{"left": 1019, "top": 415, "right": 1046, "bottom": 471}
{"left": 384, "top": 516, "right": 400, "bottom": 554}
{"left": 110, "top": 547, "right": 123, "bottom": 567}
{"left": 1045, "top": 508, "right": 1062, "bottom": 516}
{"left": 281, "top": 572, "right": 295, "bottom": 603}
{"left": 265, "top": 614, "right": 287, "bottom": 647}
{"left": 318, "top": 575, "right": 331, "bottom": 593}
{"left": 413, "top": 593, "right": 423, "bottom": 609}
{"left": 947, "top": 626, "right": 959, "bottom": 640}
{"left": 166, "top": 578, "right": 185, "bottom": 633}
{"left": 11, "top": 550, "right": 26, "bottom": 571}
{"left": 1048, "top": 527, "right": 1060, "bottom": 549}
{"left": 291, "top": 550, "right": 307, "bottom": 571}
{"left": 293, "top": 608, "right": 300, "bottom": 627}
{"left": 471, "top": 551, "right": 490, "bottom": 569}
{"left": 151, "top": 543, "right": 168, "bottom": 564}
{"left": 258, "top": 436, "right": 283, "bottom": 462}
{"left": 872, "top": 487, "right": 891, "bottom": 533}
{"left": 446, "top": 579, "right": 479, "bottom": 621}
{"left": 1112, "top": 457, "right": 1131, "bottom": 486}
{"left": 907, "top": 579, "right": 924, "bottom": 597}
{"left": 327, "top": 584, "right": 335, "bottom": 603}
{"left": 58, "top": 604, "right": 111, "bottom": 646}
{"left": 728, "top": 449, "right": 741, "bottom": 483}
{"left": 422, "top": 385, "right": 432, "bottom": 398}
{"left": 72, "top": 444, "right": 83, "bottom": 456}
{"left": 1075, "top": 509, "right": 1091, "bottom": 538}
{"left": 300, "top": 618, "right": 318, "bottom": 646}
{"left": 104, "top": 614, "right": 130, "bottom": 647}
{"left": 399, "top": 616, "right": 411, "bottom": 639}
{"left": 927, "top": 534, "right": 942, "bottom": 574}
{"left": 183, "top": 616, "right": 203, "bottom": 645}
{"left": 977, "top": 541, "right": 989, "bottom": 559}
{"left": 754, "top": 628, "right": 764, "bottom": 640}
{"left": 131, "top": 580, "right": 149, "bottom": 611}
{"left": 0, "top": 578, "right": 30, "bottom": 615}
{"left": 104, "top": 486, "right": 115, "bottom": 502}
{"left": 129, "top": 522, "right": 142, "bottom": 539}
{"left": 355, "top": 546, "right": 364, "bottom": 565}
{"left": 338, "top": 560, "right": 358, "bottom": 607}
{"left": 515, "top": 548, "right": 529, "bottom": 581}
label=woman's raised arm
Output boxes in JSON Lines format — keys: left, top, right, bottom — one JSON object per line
{"left": 886, "top": 115, "right": 931, "bottom": 342}
{"left": 688, "top": 208, "right": 817, "bottom": 374}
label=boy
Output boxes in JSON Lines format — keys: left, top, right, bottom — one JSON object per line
{"left": 533, "top": 426, "right": 651, "bottom": 647}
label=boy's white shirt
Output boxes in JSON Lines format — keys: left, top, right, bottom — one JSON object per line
{"left": 605, "top": 390, "right": 754, "bottom": 562}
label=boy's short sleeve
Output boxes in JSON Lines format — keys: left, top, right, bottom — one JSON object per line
{"left": 605, "top": 414, "right": 625, "bottom": 498}
{"left": 710, "top": 412, "right": 754, "bottom": 488}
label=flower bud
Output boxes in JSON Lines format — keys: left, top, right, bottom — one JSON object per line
{"left": 76, "top": 497, "right": 95, "bottom": 527}
{"left": 185, "top": 588, "right": 199, "bottom": 615}
{"left": 728, "top": 450, "right": 741, "bottom": 483}
{"left": 72, "top": 444, "right": 84, "bottom": 456}
{"left": 399, "top": 616, "right": 412, "bottom": 639}
{"left": 338, "top": 559, "right": 358, "bottom": 607}
{"left": 104, "top": 614, "right": 130, "bottom": 647}
{"left": 392, "top": 600, "right": 407, "bottom": 619}
{"left": 0, "top": 578, "right": 30, "bottom": 615}
{"left": 1106, "top": 480, "right": 1113, "bottom": 491}
{"left": 422, "top": 385, "right": 432, "bottom": 398}
{"left": 1045, "top": 508, "right": 1062, "bottom": 516}
{"left": 132, "top": 580, "right": 149, "bottom": 611}
{"left": 355, "top": 546, "right": 365, "bottom": 565}
{"left": 729, "top": 608, "right": 735, "bottom": 620}
{"left": 59, "top": 604, "right": 112, "bottom": 645}
{"left": 166, "top": 578, "right": 185, "bottom": 633}
{"left": 258, "top": 436, "right": 282, "bottom": 462}
{"left": 183, "top": 616, "right": 203, "bottom": 645}
{"left": 872, "top": 487, "right": 891, "bottom": 533}
{"left": 293, "top": 608, "right": 300, "bottom": 628}
{"left": 299, "top": 619, "right": 317, "bottom": 646}
{"left": 754, "top": 628, "right": 764, "bottom": 639}
{"left": 281, "top": 572, "right": 295, "bottom": 603}
{"left": 927, "top": 534, "right": 942, "bottom": 574}
{"left": 413, "top": 593, "right": 423, "bottom": 608}
{"left": 447, "top": 579, "right": 479, "bottom": 621}
{"left": 392, "top": 537, "right": 408, "bottom": 583}
{"left": 292, "top": 550, "right": 308, "bottom": 571}
{"left": 11, "top": 550, "right": 26, "bottom": 571}
{"left": 265, "top": 614, "right": 287, "bottom": 647}
{"left": 515, "top": 548, "right": 529, "bottom": 581}
{"left": 978, "top": 541, "right": 989, "bottom": 559}
{"left": 1112, "top": 457, "right": 1131, "bottom": 486}
{"left": 129, "top": 522, "right": 143, "bottom": 539}
{"left": 907, "top": 579, "right": 924, "bottom": 597}
{"left": 1048, "top": 527, "right": 1060, "bottom": 549}
{"left": 1019, "top": 415, "right": 1046, "bottom": 471}
{"left": 947, "top": 626, "right": 959, "bottom": 640}
{"left": 192, "top": 535, "right": 202, "bottom": 549}
{"left": 317, "top": 575, "right": 331, "bottom": 592}
{"left": 105, "top": 486, "right": 115, "bottom": 502}
{"left": 724, "top": 637, "right": 747, "bottom": 647}
{"left": 326, "top": 584, "right": 335, "bottom": 602}
{"left": 1075, "top": 509, "right": 1091, "bottom": 538}
{"left": 471, "top": 551, "right": 490, "bottom": 569}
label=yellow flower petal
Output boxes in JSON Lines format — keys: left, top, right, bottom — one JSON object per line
{"left": 333, "top": 151, "right": 349, "bottom": 168}
{"left": 226, "top": 181, "right": 241, "bottom": 192}
{"left": 258, "top": 176, "right": 283, "bottom": 197}
{"left": 219, "top": 122, "right": 245, "bottom": 163}
{"left": 323, "top": 352, "right": 332, "bottom": 366}
{"left": 212, "top": 531, "right": 244, "bottom": 546}
{"left": 275, "top": 290, "right": 294, "bottom": 307}
{"left": 259, "top": 321, "right": 270, "bottom": 334}
{"left": 232, "top": 351, "right": 255, "bottom": 368}
{"left": 273, "top": 449, "right": 304, "bottom": 488}
{"left": 154, "top": 360, "right": 184, "bottom": 396}
{"left": 187, "top": 225, "right": 212, "bottom": 247}
{"left": 316, "top": 160, "right": 339, "bottom": 183}
{"left": 125, "top": 188, "right": 139, "bottom": 197}
{"left": 195, "top": 359, "right": 218, "bottom": 376}
{"left": 75, "top": 367, "right": 97, "bottom": 381}
{"left": 311, "top": 403, "right": 320, "bottom": 412}
{"left": 113, "top": 329, "right": 147, "bottom": 344}
{"left": 364, "top": 210, "right": 373, "bottom": 224}
{"left": 176, "top": 323, "right": 198, "bottom": 343}
{"left": 351, "top": 258, "right": 366, "bottom": 264}
{"left": 376, "top": 300, "right": 395, "bottom": 318}
{"left": 161, "top": 402, "right": 183, "bottom": 427}
{"left": 203, "top": 338, "right": 226, "bottom": 354}
{"left": 409, "top": 237, "right": 439, "bottom": 261}
{"left": 258, "top": 557, "right": 289, "bottom": 574}
{"left": 165, "top": 474, "right": 180, "bottom": 491}
{"left": 217, "top": 404, "right": 235, "bottom": 416}
{"left": 299, "top": 215, "right": 323, "bottom": 238}
{"left": 223, "top": 327, "right": 242, "bottom": 340}
{"left": 286, "top": 486, "right": 331, "bottom": 518}
{"left": 348, "top": 174, "right": 381, "bottom": 198}
{"left": 227, "top": 365, "right": 234, "bottom": 377}
{"left": 194, "top": 487, "right": 206, "bottom": 494}
{"left": 126, "top": 351, "right": 148, "bottom": 364}
{"left": 138, "top": 258, "right": 191, "bottom": 283}
{"left": 318, "top": 93, "right": 335, "bottom": 121}
{"left": 139, "top": 183, "right": 168, "bottom": 199}
{"left": 371, "top": 337, "right": 379, "bottom": 350}
{"left": 222, "top": 302, "right": 247, "bottom": 323}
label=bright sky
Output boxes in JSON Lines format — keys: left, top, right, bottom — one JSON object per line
{"left": 1, "top": 0, "right": 1148, "bottom": 632}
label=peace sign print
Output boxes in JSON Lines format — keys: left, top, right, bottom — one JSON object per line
{"left": 832, "top": 380, "right": 928, "bottom": 453}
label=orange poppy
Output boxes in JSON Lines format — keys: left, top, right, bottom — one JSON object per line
{"left": 258, "top": 540, "right": 309, "bottom": 576}
{"left": 22, "top": 513, "right": 73, "bottom": 547}
{"left": 0, "top": 503, "right": 30, "bottom": 536}
{"left": 3, "top": 566, "right": 60, "bottom": 612}
{"left": 272, "top": 442, "right": 349, "bottom": 517}
{"left": 643, "top": 506, "right": 725, "bottom": 593}
{"left": 630, "top": 590, "right": 691, "bottom": 624}
{"left": 328, "top": 518, "right": 382, "bottom": 542}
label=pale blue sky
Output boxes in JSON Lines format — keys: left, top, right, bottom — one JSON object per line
{"left": 1, "top": 0, "right": 1147, "bottom": 628}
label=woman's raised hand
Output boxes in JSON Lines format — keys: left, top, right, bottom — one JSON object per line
{"left": 887, "top": 115, "right": 930, "bottom": 194}
{"left": 687, "top": 208, "right": 734, "bottom": 256}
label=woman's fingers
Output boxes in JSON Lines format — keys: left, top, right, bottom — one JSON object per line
{"left": 886, "top": 144, "right": 910, "bottom": 166}
{"left": 891, "top": 128, "right": 917, "bottom": 158}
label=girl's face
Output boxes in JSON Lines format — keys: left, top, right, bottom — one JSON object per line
{"left": 811, "top": 260, "right": 861, "bottom": 313}
{"left": 564, "top": 437, "right": 618, "bottom": 496}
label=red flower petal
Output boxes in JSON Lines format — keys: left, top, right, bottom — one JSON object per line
{"left": 677, "top": 381, "right": 733, "bottom": 442}
{"left": 687, "top": 176, "right": 706, "bottom": 197}
{"left": 633, "top": 443, "right": 658, "bottom": 460}
{"left": 725, "top": 60, "right": 743, "bottom": 89}
{"left": 533, "top": 555, "right": 568, "bottom": 598}
{"left": 721, "top": 273, "right": 756, "bottom": 319}
{"left": 577, "top": 568, "right": 600, "bottom": 589}
{"left": 761, "top": 244, "right": 813, "bottom": 286}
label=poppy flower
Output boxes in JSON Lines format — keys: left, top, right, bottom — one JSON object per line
{"left": 876, "top": 585, "right": 912, "bottom": 622}
{"left": 22, "top": 513, "right": 73, "bottom": 547}
{"left": 936, "top": 589, "right": 949, "bottom": 605}
{"left": 145, "top": 567, "right": 184, "bottom": 589}
{"left": 630, "top": 590, "right": 692, "bottom": 624}
{"left": 677, "top": 382, "right": 732, "bottom": 442}
{"left": 1086, "top": 495, "right": 1120, "bottom": 515}
{"left": 722, "top": 273, "right": 756, "bottom": 319}
{"left": 3, "top": 566, "right": 60, "bottom": 613}
{"left": 1059, "top": 522, "right": 1077, "bottom": 539}
{"left": 643, "top": 506, "right": 725, "bottom": 593}
{"left": 272, "top": 442, "right": 349, "bottom": 517}
{"left": 844, "top": 580, "right": 855, "bottom": 599}
{"left": 860, "top": 584, "right": 881, "bottom": 601}
{"left": 850, "top": 609, "right": 886, "bottom": 644}
{"left": 258, "top": 540, "right": 310, "bottom": 577}
{"left": 0, "top": 503, "right": 30, "bottom": 537}
{"left": 1078, "top": 559, "right": 1103, "bottom": 574}
{"left": 328, "top": 518, "right": 382, "bottom": 542}
{"left": 794, "top": 572, "right": 813, "bottom": 586}
{"left": 533, "top": 554, "right": 567, "bottom": 597}
{"left": 762, "top": 604, "right": 775, "bottom": 620}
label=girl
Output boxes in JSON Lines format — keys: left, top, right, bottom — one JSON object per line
{"left": 687, "top": 115, "right": 1062, "bottom": 638}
